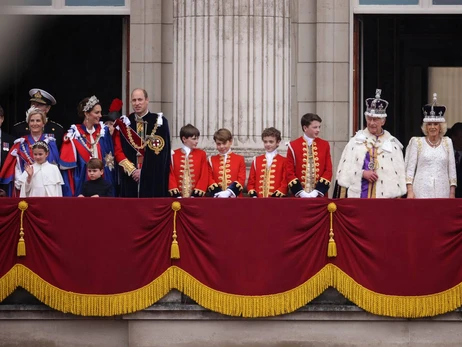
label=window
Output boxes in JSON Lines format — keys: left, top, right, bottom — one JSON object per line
{"left": 65, "top": 0, "right": 124, "bottom": 5}
{"left": 359, "top": 0, "right": 418, "bottom": 4}
{"left": 15, "top": 0, "right": 52, "bottom": 5}
{"left": 433, "top": 0, "right": 462, "bottom": 4}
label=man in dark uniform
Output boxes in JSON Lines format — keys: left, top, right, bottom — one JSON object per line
{"left": 113, "top": 88, "right": 171, "bottom": 197}
{"left": 13, "top": 88, "right": 64, "bottom": 149}
{"left": 0, "top": 105, "right": 15, "bottom": 195}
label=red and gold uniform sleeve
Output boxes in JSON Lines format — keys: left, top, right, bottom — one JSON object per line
{"left": 112, "top": 128, "right": 136, "bottom": 176}
{"left": 192, "top": 149, "right": 208, "bottom": 197}
{"left": 286, "top": 141, "right": 303, "bottom": 195}
{"left": 168, "top": 150, "right": 181, "bottom": 197}
{"left": 314, "top": 138, "right": 333, "bottom": 195}
{"left": 272, "top": 154, "right": 288, "bottom": 197}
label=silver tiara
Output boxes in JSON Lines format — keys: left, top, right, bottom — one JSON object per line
{"left": 32, "top": 140, "right": 49, "bottom": 152}
{"left": 83, "top": 95, "right": 99, "bottom": 112}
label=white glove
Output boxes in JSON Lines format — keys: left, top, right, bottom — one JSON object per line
{"left": 298, "top": 191, "right": 312, "bottom": 198}
{"left": 214, "top": 190, "right": 232, "bottom": 198}
{"left": 308, "top": 190, "right": 319, "bottom": 198}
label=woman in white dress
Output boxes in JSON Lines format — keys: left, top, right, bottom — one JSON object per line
{"left": 405, "top": 93, "right": 456, "bottom": 198}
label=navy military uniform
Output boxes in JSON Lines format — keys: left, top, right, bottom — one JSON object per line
{"left": 13, "top": 89, "right": 64, "bottom": 149}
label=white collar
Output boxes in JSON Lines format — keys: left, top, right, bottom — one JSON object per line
{"left": 303, "top": 134, "right": 314, "bottom": 145}
{"left": 220, "top": 149, "right": 232, "bottom": 156}
{"left": 182, "top": 145, "right": 192, "bottom": 157}
{"left": 265, "top": 149, "right": 278, "bottom": 158}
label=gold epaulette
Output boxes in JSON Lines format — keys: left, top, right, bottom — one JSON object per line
{"left": 118, "top": 159, "right": 136, "bottom": 176}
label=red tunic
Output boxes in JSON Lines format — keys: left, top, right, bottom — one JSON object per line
{"left": 286, "top": 136, "right": 332, "bottom": 195}
{"left": 169, "top": 148, "right": 208, "bottom": 197}
{"left": 247, "top": 153, "right": 287, "bottom": 197}
{"left": 208, "top": 152, "right": 246, "bottom": 196}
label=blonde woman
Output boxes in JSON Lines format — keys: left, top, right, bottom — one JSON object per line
{"left": 405, "top": 94, "right": 456, "bottom": 198}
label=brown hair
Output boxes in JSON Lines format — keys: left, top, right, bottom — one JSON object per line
{"left": 213, "top": 128, "right": 233, "bottom": 142}
{"left": 261, "top": 127, "right": 281, "bottom": 142}
{"left": 180, "top": 124, "right": 200, "bottom": 142}
{"left": 301, "top": 113, "right": 322, "bottom": 129}
{"left": 77, "top": 97, "right": 101, "bottom": 118}
{"left": 87, "top": 158, "right": 104, "bottom": 170}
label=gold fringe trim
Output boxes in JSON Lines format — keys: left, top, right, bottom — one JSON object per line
{"left": 170, "top": 266, "right": 330, "bottom": 318}
{"left": 329, "top": 264, "right": 462, "bottom": 318}
{"left": 171, "top": 202, "right": 181, "bottom": 259}
{"left": 13, "top": 264, "right": 172, "bottom": 316}
{"left": 2, "top": 263, "right": 462, "bottom": 318}
{"left": 0, "top": 266, "right": 18, "bottom": 302}
{"left": 17, "top": 201, "right": 28, "bottom": 257}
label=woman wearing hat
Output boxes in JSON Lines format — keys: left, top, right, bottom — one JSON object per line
{"left": 0, "top": 107, "right": 59, "bottom": 196}
{"left": 405, "top": 93, "right": 457, "bottom": 198}
{"left": 59, "top": 96, "right": 116, "bottom": 196}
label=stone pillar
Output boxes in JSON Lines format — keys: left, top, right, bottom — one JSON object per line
{"left": 173, "top": 0, "right": 291, "bottom": 161}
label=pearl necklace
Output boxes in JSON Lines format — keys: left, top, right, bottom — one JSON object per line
{"left": 426, "top": 137, "right": 441, "bottom": 148}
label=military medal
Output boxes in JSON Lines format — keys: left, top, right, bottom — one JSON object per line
{"left": 147, "top": 135, "right": 165, "bottom": 155}
{"left": 2, "top": 142, "right": 9, "bottom": 151}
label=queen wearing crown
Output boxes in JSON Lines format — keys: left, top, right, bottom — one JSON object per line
{"left": 335, "top": 89, "right": 406, "bottom": 198}
{"left": 405, "top": 93, "right": 457, "bottom": 198}
{"left": 59, "top": 96, "right": 116, "bottom": 196}
{"left": 0, "top": 107, "right": 59, "bottom": 196}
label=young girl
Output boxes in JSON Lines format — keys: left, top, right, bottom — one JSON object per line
{"left": 18, "top": 141, "right": 64, "bottom": 197}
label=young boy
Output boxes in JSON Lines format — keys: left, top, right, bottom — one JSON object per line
{"left": 247, "top": 127, "right": 287, "bottom": 198}
{"left": 168, "top": 124, "right": 208, "bottom": 197}
{"left": 78, "top": 158, "right": 114, "bottom": 197}
{"left": 208, "top": 128, "right": 246, "bottom": 198}
{"left": 286, "top": 113, "right": 332, "bottom": 198}
{"left": 18, "top": 141, "right": 63, "bottom": 197}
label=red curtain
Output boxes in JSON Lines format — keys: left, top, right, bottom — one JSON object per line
{"left": 1, "top": 197, "right": 462, "bottom": 317}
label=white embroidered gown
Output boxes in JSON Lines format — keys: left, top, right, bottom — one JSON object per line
{"left": 18, "top": 161, "right": 64, "bottom": 197}
{"left": 405, "top": 137, "right": 457, "bottom": 198}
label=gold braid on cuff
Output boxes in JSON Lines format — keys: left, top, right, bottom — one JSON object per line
{"left": 119, "top": 159, "right": 136, "bottom": 176}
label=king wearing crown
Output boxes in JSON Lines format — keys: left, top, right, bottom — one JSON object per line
{"left": 335, "top": 89, "right": 406, "bottom": 199}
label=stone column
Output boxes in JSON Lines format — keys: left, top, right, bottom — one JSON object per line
{"left": 173, "top": 0, "right": 291, "bottom": 161}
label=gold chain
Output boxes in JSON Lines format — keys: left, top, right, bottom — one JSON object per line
{"left": 126, "top": 120, "right": 159, "bottom": 150}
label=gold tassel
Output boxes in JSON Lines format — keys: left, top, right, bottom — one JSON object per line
{"left": 327, "top": 202, "right": 337, "bottom": 258}
{"left": 328, "top": 239, "right": 337, "bottom": 258}
{"left": 171, "top": 201, "right": 181, "bottom": 259}
{"left": 17, "top": 201, "right": 29, "bottom": 257}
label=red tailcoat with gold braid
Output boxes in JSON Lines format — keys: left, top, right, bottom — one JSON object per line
{"left": 207, "top": 152, "right": 246, "bottom": 196}
{"left": 247, "top": 153, "right": 288, "bottom": 197}
{"left": 168, "top": 148, "right": 208, "bottom": 198}
{"left": 286, "top": 136, "right": 332, "bottom": 196}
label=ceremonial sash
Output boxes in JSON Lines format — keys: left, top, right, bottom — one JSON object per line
{"left": 114, "top": 118, "right": 145, "bottom": 157}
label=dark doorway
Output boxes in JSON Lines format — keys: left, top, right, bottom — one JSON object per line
{"left": 0, "top": 15, "right": 125, "bottom": 133}
{"left": 357, "top": 14, "right": 462, "bottom": 145}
